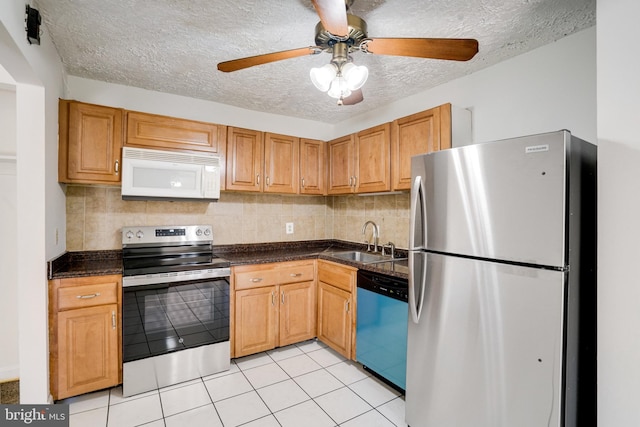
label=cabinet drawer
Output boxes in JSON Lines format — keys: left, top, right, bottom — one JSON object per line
{"left": 234, "top": 268, "right": 280, "bottom": 290}
{"left": 58, "top": 282, "right": 119, "bottom": 311}
{"left": 278, "top": 263, "right": 315, "bottom": 284}
{"left": 318, "top": 261, "right": 356, "bottom": 292}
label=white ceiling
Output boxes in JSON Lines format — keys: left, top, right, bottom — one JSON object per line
{"left": 34, "top": 0, "right": 595, "bottom": 124}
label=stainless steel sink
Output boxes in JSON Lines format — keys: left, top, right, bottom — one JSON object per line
{"left": 328, "top": 250, "right": 399, "bottom": 264}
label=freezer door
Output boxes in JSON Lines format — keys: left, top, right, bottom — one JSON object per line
{"left": 406, "top": 253, "right": 566, "bottom": 427}
{"left": 416, "top": 130, "right": 569, "bottom": 267}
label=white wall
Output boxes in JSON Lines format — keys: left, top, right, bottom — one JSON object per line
{"left": 0, "top": 86, "right": 18, "bottom": 381}
{"left": 68, "top": 27, "right": 597, "bottom": 148}
{"left": 597, "top": 0, "right": 640, "bottom": 425}
{"left": 0, "top": 0, "right": 65, "bottom": 403}
{"left": 335, "top": 27, "right": 597, "bottom": 144}
{"left": 65, "top": 77, "right": 334, "bottom": 141}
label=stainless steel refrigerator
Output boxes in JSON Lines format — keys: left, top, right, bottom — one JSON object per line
{"left": 406, "top": 130, "right": 596, "bottom": 427}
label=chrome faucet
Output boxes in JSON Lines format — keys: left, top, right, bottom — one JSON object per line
{"left": 362, "top": 220, "right": 380, "bottom": 253}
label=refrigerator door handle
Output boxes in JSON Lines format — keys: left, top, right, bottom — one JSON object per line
{"left": 409, "top": 175, "right": 427, "bottom": 324}
{"left": 409, "top": 175, "right": 424, "bottom": 250}
{"left": 409, "top": 251, "right": 427, "bottom": 323}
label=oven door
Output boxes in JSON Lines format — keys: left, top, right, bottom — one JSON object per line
{"left": 123, "top": 277, "right": 229, "bottom": 362}
{"left": 122, "top": 277, "right": 230, "bottom": 396}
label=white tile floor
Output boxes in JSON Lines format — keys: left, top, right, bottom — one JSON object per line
{"left": 61, "top": 340, "right": 407, "bottom": 427}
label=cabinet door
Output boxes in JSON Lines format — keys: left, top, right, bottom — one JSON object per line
{"left": 264, "top": 133, "right": 299, "bottom": 194}
{"left": 226, "top": 127, "right": 264, "bottom": 192}
{"left": 317, "top": 282, "right": 352, "bottom": 358}
{"left": 327, "top": 135, "right": 355, "bottom": 194}
{"left": 299, "top": 138, "right": 326, "bottom": 195}
{"left": 279, "top": 281, "right": 316, "bottom": 347}
{"left": 57, "top": 304, "right": 119, "bottom": 399}
{"left": 59, "top": 100, "right": 123, "bottom": 184}
{"left": 125, "top": 111, "right": 227, "bottom": 155}
{"left": 355, "top": 123, "right": 391, "bottom": 193}
{"left": 391, "top": 103, "right": 452, "bottom": 190}
{"left": 235, "top": 286, "right": 277, "bottom": 357}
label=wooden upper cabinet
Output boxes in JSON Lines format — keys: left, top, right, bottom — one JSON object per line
{"left": 226, "top": 127, "right": 264, "bottom": 191}
{"left": 264, "top": 133, "right": 299, "bottom": 194}
{"left": 59, "top": 100, "right": 123, "bottom": 184}
{"left": 125, "top": 111, "right": 227, "bottom": 155}
{"left": 391, "top": 103, "right": 453, "bottom": 190}
{"left": 299, "top": 138, "right": 326, "bottom": 195}
{"left": 327, "top": 134, "right": 356, "bottom": 195}
{"left": 355, "top": 123, "right": 391, "bottom": 193}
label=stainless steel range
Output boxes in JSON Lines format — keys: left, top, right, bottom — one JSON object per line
{"left": 121, "top": 224, "right": 230, "bottom": 397}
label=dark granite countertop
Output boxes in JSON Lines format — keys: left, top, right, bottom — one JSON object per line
{"left": 48, "top": 240, "right": 409, "bottom": 281}
{"left": 48, "top": 250, "right": 123, "bottom": 280}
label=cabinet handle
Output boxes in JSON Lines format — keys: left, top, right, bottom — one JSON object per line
{"left": 114, "top": 160, "right": 119, "bottom": 175}
{"left": 111, "top": 310, "right": 116, "bottom": 329}
{"left": 266, "top": 176, "right": 270, "bottom": 186}
{"left": 271, "top": 291, "right": 276, "bottom": 306}
{"left": 345, "top": 300, "right": 350, "bottom": 312}
{"left": 281, "top": 291, "right": 285, "bottom": 304}
{"left": 349, "top": 176, "right": 353, "bottom": 187}
{"left": 257, "top": 174, "right": 260, "bottom": 186}
{"left": 250, "top": 278, "right": 263, "bottom": 283}
{"left": 352, "top": 176, "right": 357, "bottom": 188}
{"left": 76, "top": 292, "right": 101, "bottom": 299}
{"left": 301, "top": 178, "right": 305, "bottom": 188}
{"left": 290, "top": 273, "right": 302, "bottom": 277}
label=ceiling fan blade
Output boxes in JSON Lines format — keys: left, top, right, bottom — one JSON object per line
{"left": 341, "top": 89, "right": 363, "bottom": 105}
{"left": 365, "top": 38, "right": 479, "bottom": 61}
{"left": 217, "top": 47, "right": 318, "bottom": 72}
{"left": 311, "top": 0, "right": 349, "bottom": 37}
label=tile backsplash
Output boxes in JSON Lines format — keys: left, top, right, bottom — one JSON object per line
{"left": 65, "top": 185, "right": 410, "bottom": 251}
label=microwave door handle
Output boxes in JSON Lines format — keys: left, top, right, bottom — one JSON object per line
{"left": 201, "top": 168, "right": 205, "bottom": 198}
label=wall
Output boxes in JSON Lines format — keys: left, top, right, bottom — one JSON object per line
{"left": 1, "top": 0, "right": 65, "bottom": 403}
{"left": 334, "top": 27, "right": 597, "bottom": 145}
{"left": 66, "top": 27, "right": 595, "bottom": 253}
{"left": 65, "top": 187, "right": 411, "bottom": 250}
{"left": 65, "top": 77, "right": 334, "bottom": 142}
{"left": 0, "top": 85, "right": 18, "bottom": 381}
{"left": 597, "top": 0, "right": 640, "bottom": 424}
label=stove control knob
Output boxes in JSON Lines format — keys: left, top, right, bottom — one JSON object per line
{"left": 204, "top": 228, "right": 211, "bottom": 236}
{"left": 196, "top": 228, "right": 203, "bottom": 236}
{"left": 136, "top": 230, "right": 144, "bottom": 239}
{"left": 125, "top": 230, "right": 134, "bottom": 239}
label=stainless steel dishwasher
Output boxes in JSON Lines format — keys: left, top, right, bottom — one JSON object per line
{"left": 356, "top": 269, "right": 408, "bottom": 391}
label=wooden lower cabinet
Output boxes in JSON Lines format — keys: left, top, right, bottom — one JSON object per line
{"left": 232, "top": 261, "right": 316, "bottom": 357}
{"left": 317, "top": 282, "right": 352, "bottom": 358}
{"left": 235, "top": 286, "right": 278, "bottom": 356}
{"left": 279, "top": 282, "right": 316, "bottom": 347}
{"left": 57, "top": 304, "right": 119, "bottom": 399}
{"left": 316, "top": 260, "right": 357, "bottom": 359}
{"left": 49, "top": 274, "right": 122, "bottom": 400}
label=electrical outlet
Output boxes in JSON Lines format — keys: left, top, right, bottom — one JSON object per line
{"left": 285, "top": 222, "right": 294, "bottom": 234}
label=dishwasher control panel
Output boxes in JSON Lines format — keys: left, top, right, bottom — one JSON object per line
{"left": 357, "top": 270, "right": 408, "bottom": 302}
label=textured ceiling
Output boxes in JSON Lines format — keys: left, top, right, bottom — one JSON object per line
{"left": 35, "top": 0, "right": 595, "bottom": 124}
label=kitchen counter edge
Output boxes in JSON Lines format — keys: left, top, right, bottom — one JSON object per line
{"left": 48, "top": 240, "right": 409, "bottom": 281}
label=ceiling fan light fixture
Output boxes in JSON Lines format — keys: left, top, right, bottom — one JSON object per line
{"left": 327, "top": 76, "right": 352, "bottom": 99}
{"left": 341, "top": 62, "right": 368, "bottom": 90}
{"left": 310, "top": 63, "right": 338, "bottom": 92}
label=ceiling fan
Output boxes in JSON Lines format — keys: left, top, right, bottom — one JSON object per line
{"left": 217, "top": 0, "right": 479, "bottom": 106}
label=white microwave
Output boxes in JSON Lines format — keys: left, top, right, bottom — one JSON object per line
{"left": 121, "top": 147, "right": 221, "bottom": 201}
